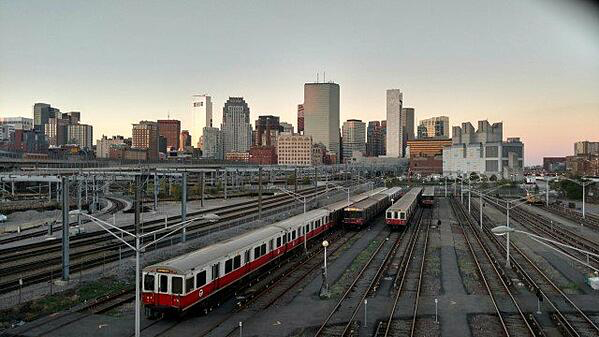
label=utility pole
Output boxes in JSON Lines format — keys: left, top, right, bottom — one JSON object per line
{"left": 258, "top": 167, "right": 263, "bottom": 219}
{"left": 181, "top": 172, "right": 187, "bottom": 242}
{"left": 77, "top": 176, "right": 82, "bottom": 226}
{"left": 61, "top": 176, "right": 70, "bottom": 281}
{"left": 153, "top": 171, "right": 158, "bottom": 211}
{"left": 200, "top": 172, "right": 205, "bottom": 208}
{"left": 224, "top": 169, "right": 228, "bottom": 200}
{"left": 294, "top": 167, "right": 298, "bottom": 193}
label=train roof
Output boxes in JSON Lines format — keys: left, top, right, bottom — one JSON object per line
{"left": 345, "top": 193, "right": 387, "bottom": 212}
{"left": 422, "top": 186, "right": 435, "bottom": 196}
{"left": 272, "top": 208, "right": 329, "bottom": 231}
{"left": 387, "top": 187, "right": 423, "bottom": 212}
{"left": 324, "top": 187, "right": 387, "bottom": 212}
{"left": 143, "top": 225, "right": 284, "bottom": 275}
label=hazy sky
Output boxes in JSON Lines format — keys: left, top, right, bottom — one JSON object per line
{"left": 1, "top": 0, "right": 598, "bottom": 164}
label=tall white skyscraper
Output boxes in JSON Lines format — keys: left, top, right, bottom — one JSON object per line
{"left": 303, "top": 82, "right": 340, "bottom": 162}
{"left": 386, "top": 89, "right": 403, "bottom": 157}
{"left": 192, "top": 94, "right": 213, "bottom": 147}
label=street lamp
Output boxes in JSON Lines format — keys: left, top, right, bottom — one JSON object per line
{"left": 69, "top": 210, "right": 217, "bottom": 337}
{"left": 320, "top": 240, "right": 330, "bottom": 298}
{"left": 492, "top": 225, "right": 599, "bottom": 273}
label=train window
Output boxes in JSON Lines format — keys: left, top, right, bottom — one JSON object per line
{"left": 172, "top": 277, "right": 183, "bottom": 295}
{"left": 400, "top": 212, "right": 406, "bottom": 220}
{"left": 254, "top": 246, "right": 261, "bottom": 258}
{"left": 196, "top": 271, "right": 206, "bottom": 288}
{"left": 269, "top": 239, "right": 273, "bottom": 251}
{"left": 244, "top": 249, "right": 251, "bottom": 264}
{"left": 159, "top": 275, "right": 168, "bottom": 293}
{"left": 283, "top": 235, "right": 287, "bottom": 244}
{"left": 186, "top": 277, "right": 194, "bottom": 293}
{"left": 261, "top": 244, "right": 266, "bottom": 255}
{"left": 386, "top": 212, "right": 391, "bottom": 218}
{"left": 276, "top": 237, "right": 281, "bottom": 247}
{"left": 234, "top": 255, "right": 241, "bottom": 269}
{"left": 292, "top": 231, "right": 296, "bottom": 240}
{"left": 305, "top": 224, "right": 309, "bottom": 233}
{"left": 212, "top": 263, "right": 220, "bottom": 280}
{"left": 225, "top": 259, "right": 233, "bottom": 274}
{"left": 143, "top": 274, "right": 155, "bottom": 292}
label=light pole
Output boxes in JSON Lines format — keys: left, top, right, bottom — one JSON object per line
{"left": 320, "top": 240, "right": 330, "bottom": 298}
{"left": 69, "top": 210, "right": 218, "bottom": 337}
{"left": 492, "top": 225, "right": 599, "bottom": 273}
{"left": 557, "top": 177, "right": 596, "bottom": 219}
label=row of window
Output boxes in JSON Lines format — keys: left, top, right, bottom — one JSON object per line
{"left": 386, "top": 211, "right": 406, "bottom": 220}
{"left": 144, "top": 215, "right": 330, "bottom": 295}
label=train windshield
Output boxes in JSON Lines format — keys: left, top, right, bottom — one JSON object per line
{"left": 345, "top": 211, "right": 362, "bottom": 218}
{"left": 143, "top": 273, "right": 155, "bottom": 292}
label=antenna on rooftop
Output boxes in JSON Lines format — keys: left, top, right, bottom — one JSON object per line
{"left": 317, "top": 72, "right": 319, "bottom": 83}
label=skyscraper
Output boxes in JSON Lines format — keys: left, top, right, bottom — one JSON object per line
{"left": 417, "top": 116, "right": 449, "bottom": 139}
{"left": 303, "top": 82, "right": 340, "bottom": 162}
{"left": 342, "top": 119, "right": 366, "bottom": 162}
{"left": 221, "top": 97, "right": 252, "bottom": 154}
{"left": 192, "top": 94, "right": 212, "bottom": 147}
{"left": 254, "top": 115, "right": 282, "bottom": 147}
{"left": 401, "top": 107, "right": 415, "bottom": 155}
{"left": 366, "top": 121, "right": 385, "bottom": 157}
{"left": 202, "top": 127, "right": 224, "bottom": 159}
{"left": 386, "top": 89, "right": 403, "bottom": 157}
{"left": 132, "top": 121, "right": 159, "bottom": 160}
{"left": 158, "top": 119, "right": 181, "bottom": 150}
{"left": 33, "top": 103, "right": 60, "bottom": 133}
{"left": 297, "top": 104, "right": 304, "bottom": 134}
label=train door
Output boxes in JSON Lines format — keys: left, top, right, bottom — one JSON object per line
{"left": 211, "top": 262, "right": 220, "bottom": 290}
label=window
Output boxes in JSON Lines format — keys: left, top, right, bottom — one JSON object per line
{"left": 159, "top": 275, "right": 168, "bottom": 292}
{"left": 400, "top": 212, "right": 406, "bottom": 220}
{"left": 292, "top": 231, "right": 296, "bottom": 240}
{"left": 186, "top": 277, "right": 194, "bottom": 293}
{"left": 269, "top": 240, "right": 273, "bottom": 251}
{"left": 287, "top": 233, "right": 291, "bottom": 241}
{"left": 212, "top": 263, "right": 220, "bottom": 280}
{"left": 254, "top": 246, "right": 261, "bottom": 258}
{"left": 144, "top": 274, "right": 155, "bottom": 292}
{"left": 233, "top": 255, "right": 241, "bottom": 269}
{"left": 283, "top": 235, "right": 287, "bottom": 244}
{"left": 172, "top": 276, "right": 183, "bottom": 295}
{"left": 225, "top": 259, "right": 233, "bottom": 274}
{"left": 245, "top": 250, "right": 251, "bottom": 264}
{"left": 276, "top": 237, "right": 281, "bottom": 247}
{"left": 196, "top": 271, "right": 206, "bottom": 288}
{"left": 305, "top": 224, "right": 309, "bottom": 233}
{"left": 261, "top": 244, "right": 267, "bottom": 255}
{"left": 387, "top": 212, "right": 392, "bottom": 218}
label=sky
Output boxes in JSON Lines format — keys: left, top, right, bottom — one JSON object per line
{"left": 1, "top": 0, "right": 598, "bottom": 165}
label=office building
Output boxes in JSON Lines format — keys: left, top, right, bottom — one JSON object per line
{"left": 254, "top": 115, "right": 283, "bottom": 147}
{"left": 303, "top": 82, "right": 340, "bottom": 161}
{"left": 202, "top": 127, "right": 224, "bottom": 160}
{"left": 179, "top": 130, "right": 191, "bottom": 151}
{"left": 543, "top": 157, "right": 567, "bottom": 172}
{"left": 443, "top": 120, "right": 524, "bottom": 180}
{"left": 225, "top": 152, "right": 250, "bottom": 162}
{"left": 0, "top": 117, "right": 33, "bottom": 131}
{"left": 297, "top": 104, "right": 304, "bottom": 134}
{"left": 280, "top": 122, "right": 294, "bottom": 134}
{"left": 33, "top": 103, "right": 60, "bottom": 133}
{"left": 401, "top": 107, "right": 415, "bottom": 154}
{"left": 277, "top": 133, "right": 312, "bottom": 166}
{"left": 386, "top": 89, "right": 403, "bottom": 157}
{"left": 158, "top": 119, "right": 181, "bottom": 150}
{"left": 192, "top": 94, "right": 213, "bottom": 147}
{"left": 67, "top": 123, "right": 93, "bottom": 149}
{"left": 574, "top": 141, "right": 599, "bottom": 156}
{"left": 96, "top": 135, "right": 127, "bottom": 158}
{"left": 132, "top": 121, "right": 159, "bottom": 160}
{"left": 342, "top": 119, "right": 366, "bottom": 162}
{"left": 45, "top": 117, "right": 69, "bottom": 147}
{"left": 380, "top": 120, "right": 386, "bottom": 156}
{"left": 417, "top": 116, "right": 450, "bottom": 139}
{"left": 222, "top": 97, "right": 252, "bottom": 154}
{"left": 407, "top": 138, "right": 452, "bottom": 158}
{"left": 366, "top": 121, "right": 385, "bottom": 157}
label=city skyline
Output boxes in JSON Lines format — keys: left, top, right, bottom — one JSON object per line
{"left": 1, "top": 0, "right": 598, "bottom": 165}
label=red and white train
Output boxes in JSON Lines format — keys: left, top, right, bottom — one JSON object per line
{"left": 421, "top": 186, "right": 435, "bottom": 207}
{"left": 342, "top": 187, "right": 402, "bottom": 229}
{"left": 385, "top": 187, "right": 423, "bottom": 228}
{"left": 142, "top": 187, "right": 387, "bottom": 316}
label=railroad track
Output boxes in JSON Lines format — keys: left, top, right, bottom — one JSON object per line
{"left": 0, "top": 195, "right": 128, "bottom": 246}
{"left": 0, "top": 186, "right": 343, "bottom": 294}
{"left": 485, "top": 197, "right": 599, "bottom": 271}
{"left": 538, "top": 204, "right": 599, "bottom": 232}
{"left": 450, "top": 198, "right": 545, "bottom": 337}
{"left": 470, "top": 200, "right": 599, "bottom": 337}
{"left": 374, "top": 207, "right": 430, "bottom": 337}
{"left": 314, "top": 226, "right": 401, "bottom": 337}
{"left": 194, "top": 230, "right": 361, "bottom": 337}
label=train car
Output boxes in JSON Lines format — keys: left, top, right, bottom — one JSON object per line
{"left": 381, "top": 187, "right": 403, "bottom": 204}
{"left": 342, "top": 194, "right": 388, "bottom": 229}
{"left": 385, "top": 187, "right": 423, "bottom": 228}
{"left": 421, "top": 186, "right": 435, "bottom": 207}
{"left": 324, "top": 188, "right": 386, "bottom": 225}
{"left": 142, "top": 208, "right": 332, "bottom": 317}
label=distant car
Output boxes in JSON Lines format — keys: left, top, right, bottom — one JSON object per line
{"left": 0, "top": 214, "right": 7, "bottom": 222}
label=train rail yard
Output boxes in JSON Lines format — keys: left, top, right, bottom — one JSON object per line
{"left": 2, "top": 181, "right": 599, "bottom": 337}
